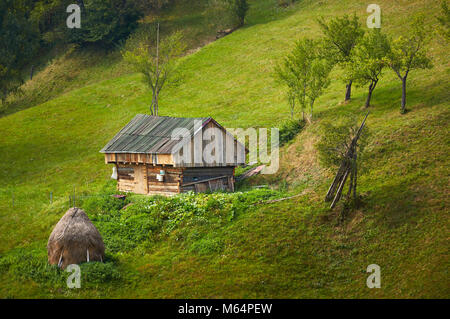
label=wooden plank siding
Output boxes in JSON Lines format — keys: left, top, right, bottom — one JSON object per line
{"left": 172, "top": 120, "right": 245, "bottom": 168}
{"left": 115, "top": 164, "right": 235, "bottom": 196}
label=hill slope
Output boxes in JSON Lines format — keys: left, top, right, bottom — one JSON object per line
{"left": 0, "top": 0, "right": 448, "bottom": 298}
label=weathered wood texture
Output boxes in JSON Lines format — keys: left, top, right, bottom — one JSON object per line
{"left": 173, "top": 120, "right": 245, "bottom": 167}
{"left": 116, "top": 164, "right": 235, "bottom": 195}
{"left": 105, "top": 153, "right": 173, "bottom": 166}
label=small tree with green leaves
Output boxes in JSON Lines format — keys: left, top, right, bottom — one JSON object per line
{"left": 317, "top": 14, "right": 365, "bottom": 102}
{"left": 231, "top": 0, "right": 249, "bottom": 27}
{"left": 275, "top": 39, "right": 332, "bottom": 122}
{"left": 207, "top": 0, "right": 249, "bottom": 29}
{"left": 123, "top": 27, "right": 186, "bottom": 116}
{"left": 306, "top": 56, "right": 332, "bottom": 120}
{"left": 345, "top": 29, "right": 390, "bottom": 108}
{"left": 386, "top": 15, "right": 433, "bottom": 114}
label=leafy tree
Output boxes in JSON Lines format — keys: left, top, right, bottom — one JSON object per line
{"left": 345, "top": 29, "right": 390, "bottom": 108}
{"left": 232, "top": 0, "right": 249, "bottom": 27}
{"left": 306, "top": 55, "right": 333, "bottom": 120}
{"left": 437, "top": 1, "right": 450, "bottom": 41}
{"left": 275, "top": 39, "right": 313, "bottom": 121}
{"left": 67, "top": 0, "right": 142, "bottom": 46}
{"left": 0, "top": 0, "right": 39, "bottom": 107}
{"left": 207, "top": 0, "right": 249, "bottom": 29}
{"left": 317, "top": 14, "right": 364, "bottom": 102}
{"left": 123, "top": 27, "right": 186, "bottom": 116}
{"left": 385, "top": 15, "right": 433, "bottom": 114}
{"left": 275, "top": 39, "right": 332, "bottom": 121}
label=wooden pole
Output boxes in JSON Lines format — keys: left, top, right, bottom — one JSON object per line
{"left": 330, "top": 168, "right": 350, "bottom": 209}
{"left": 155, "top": 22, "right": 160, "bottom": 116}
{"left": 325, "top": 112, "right": 369, "bottom": 206}
{"left": 353, "top": 151, "right": 357, "bottom": 201}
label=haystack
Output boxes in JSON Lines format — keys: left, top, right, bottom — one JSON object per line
{"left": 47, "top": 207, "right": 105, "bottom": 269}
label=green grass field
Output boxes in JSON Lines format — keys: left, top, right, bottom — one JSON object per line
{"left": 0, "top": 0, "right": 448, "bottom": 298}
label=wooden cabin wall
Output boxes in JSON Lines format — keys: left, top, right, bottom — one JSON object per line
{"left": 117, "top": 163, "right": 182, "bottom": 196}
{"left": 146, "top": 166, "right": 182, "bottom": 195}
{"left": 172, "top": 121, "right": 246, "bottom": 167}
{"left": 181, "top": 167, "right": 235, "bottom": 193}
{"left": 116, "top": 164, "right": 235, "bottom": 195}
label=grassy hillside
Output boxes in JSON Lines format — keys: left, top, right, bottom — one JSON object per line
{"left": 0, "top": 0, "right": 448, "bottom": 298}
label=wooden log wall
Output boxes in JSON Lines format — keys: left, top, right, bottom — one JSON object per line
{"left": 116, "top": 164, "right": 235, "bottom": 196}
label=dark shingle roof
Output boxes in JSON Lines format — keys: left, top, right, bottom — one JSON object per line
{"left": 100, "top": 114, "right": 211, "bottom": 154}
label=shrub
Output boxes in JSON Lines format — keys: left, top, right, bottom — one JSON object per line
{"left": 80, "top": 261, "right": 121, "bottom": 285}
{"left": 0, "top": 247, "right": 65, "bottom": 286}
{"left": 316, "top": 115, "right": 370, "bottom": 169}
{"left": 279, "top": 119, "right": 305, "bottom": 146}
{"left": 66, "top": 0, "right": 143, "bottom": 46}
{"left": 206, "top": 0, "right": 249, "bottom": 29}
{"left": 81, "top": 187, "right": 284, "bottom": 254}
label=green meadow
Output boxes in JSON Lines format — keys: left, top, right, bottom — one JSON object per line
{"left": 0, "top": 0, "right": 448, "bottom": 298}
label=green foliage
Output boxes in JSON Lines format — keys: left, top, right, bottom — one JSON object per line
{"left": 345, "top": 29, "right": 390, "bottom": 107}
{"left": 80, "top": 261, "right": 121, "bottom": 285}
{"left": 346, "top": 29, "right": 390, "bottom": 88}
{"left": 0, "top": 0, "right": 39, "bottom": 106}
{"left": 82, "top": 188, "right": 284, "bottom": 253}
{"left": 275, "top": 38, "right": 332, "bottom": 120}
{"left": 66, "top": 0, "right": 143, "bottom": 46}
{"left": 206, "top": 0, "right": 249, "bottom": 29}
{"left": 279, "top": 119, "right": 305, "bottom": 146}
{"left": 317, "top": 13, "right": 364, "bottom": 100}
{"left": 385, "top": 14, "right": 433, "bottom": 113}
{"left": 0, "top": 247, "right": 65, "bottom": 286}
{"left": 317, "top": 13, "right": 364, "bottom": 65}
{"left": 437, "top": 1, "right": 450, "bottom": 41}
{"left": 386, "top": 15, "right": 433, "bottom": 78}
{"left": 317, "top": 115, "right": 370, "bottom": 169}
{"left": 81, "top": 181, "right": 130, "bottom": 218}
{"left": 231, "top": 0, "right": 250, "bottom": 27}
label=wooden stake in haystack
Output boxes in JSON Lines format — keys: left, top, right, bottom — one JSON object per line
{"left": 325, "top": 112, "right": 369, "bottom": 209}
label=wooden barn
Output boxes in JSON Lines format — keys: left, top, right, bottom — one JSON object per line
{"left": 100, "top": 114, "right": 246, "bottom": 196}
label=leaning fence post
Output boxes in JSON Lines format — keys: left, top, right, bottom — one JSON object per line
{"left": 50, "top": 192, "right": 53, "bottom": 205}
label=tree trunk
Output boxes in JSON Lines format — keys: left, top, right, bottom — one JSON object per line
{"left": 353, "top": 152, "right": 357, "bottom": 202}
{"left": 401, "top": 76, "right": 407, "bottom": 114}
{"left": 345, "top": 80, "right": 352, "bottom": 101}
{"left": 365, "top": 87, "right": 373, "bottom": 108}
{"left": 365, "top": 80, "right": 377, "bottom": 108}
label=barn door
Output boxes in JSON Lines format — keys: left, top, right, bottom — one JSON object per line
{"left": 134, "top": 165, "right": 147, "bottom": 194}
